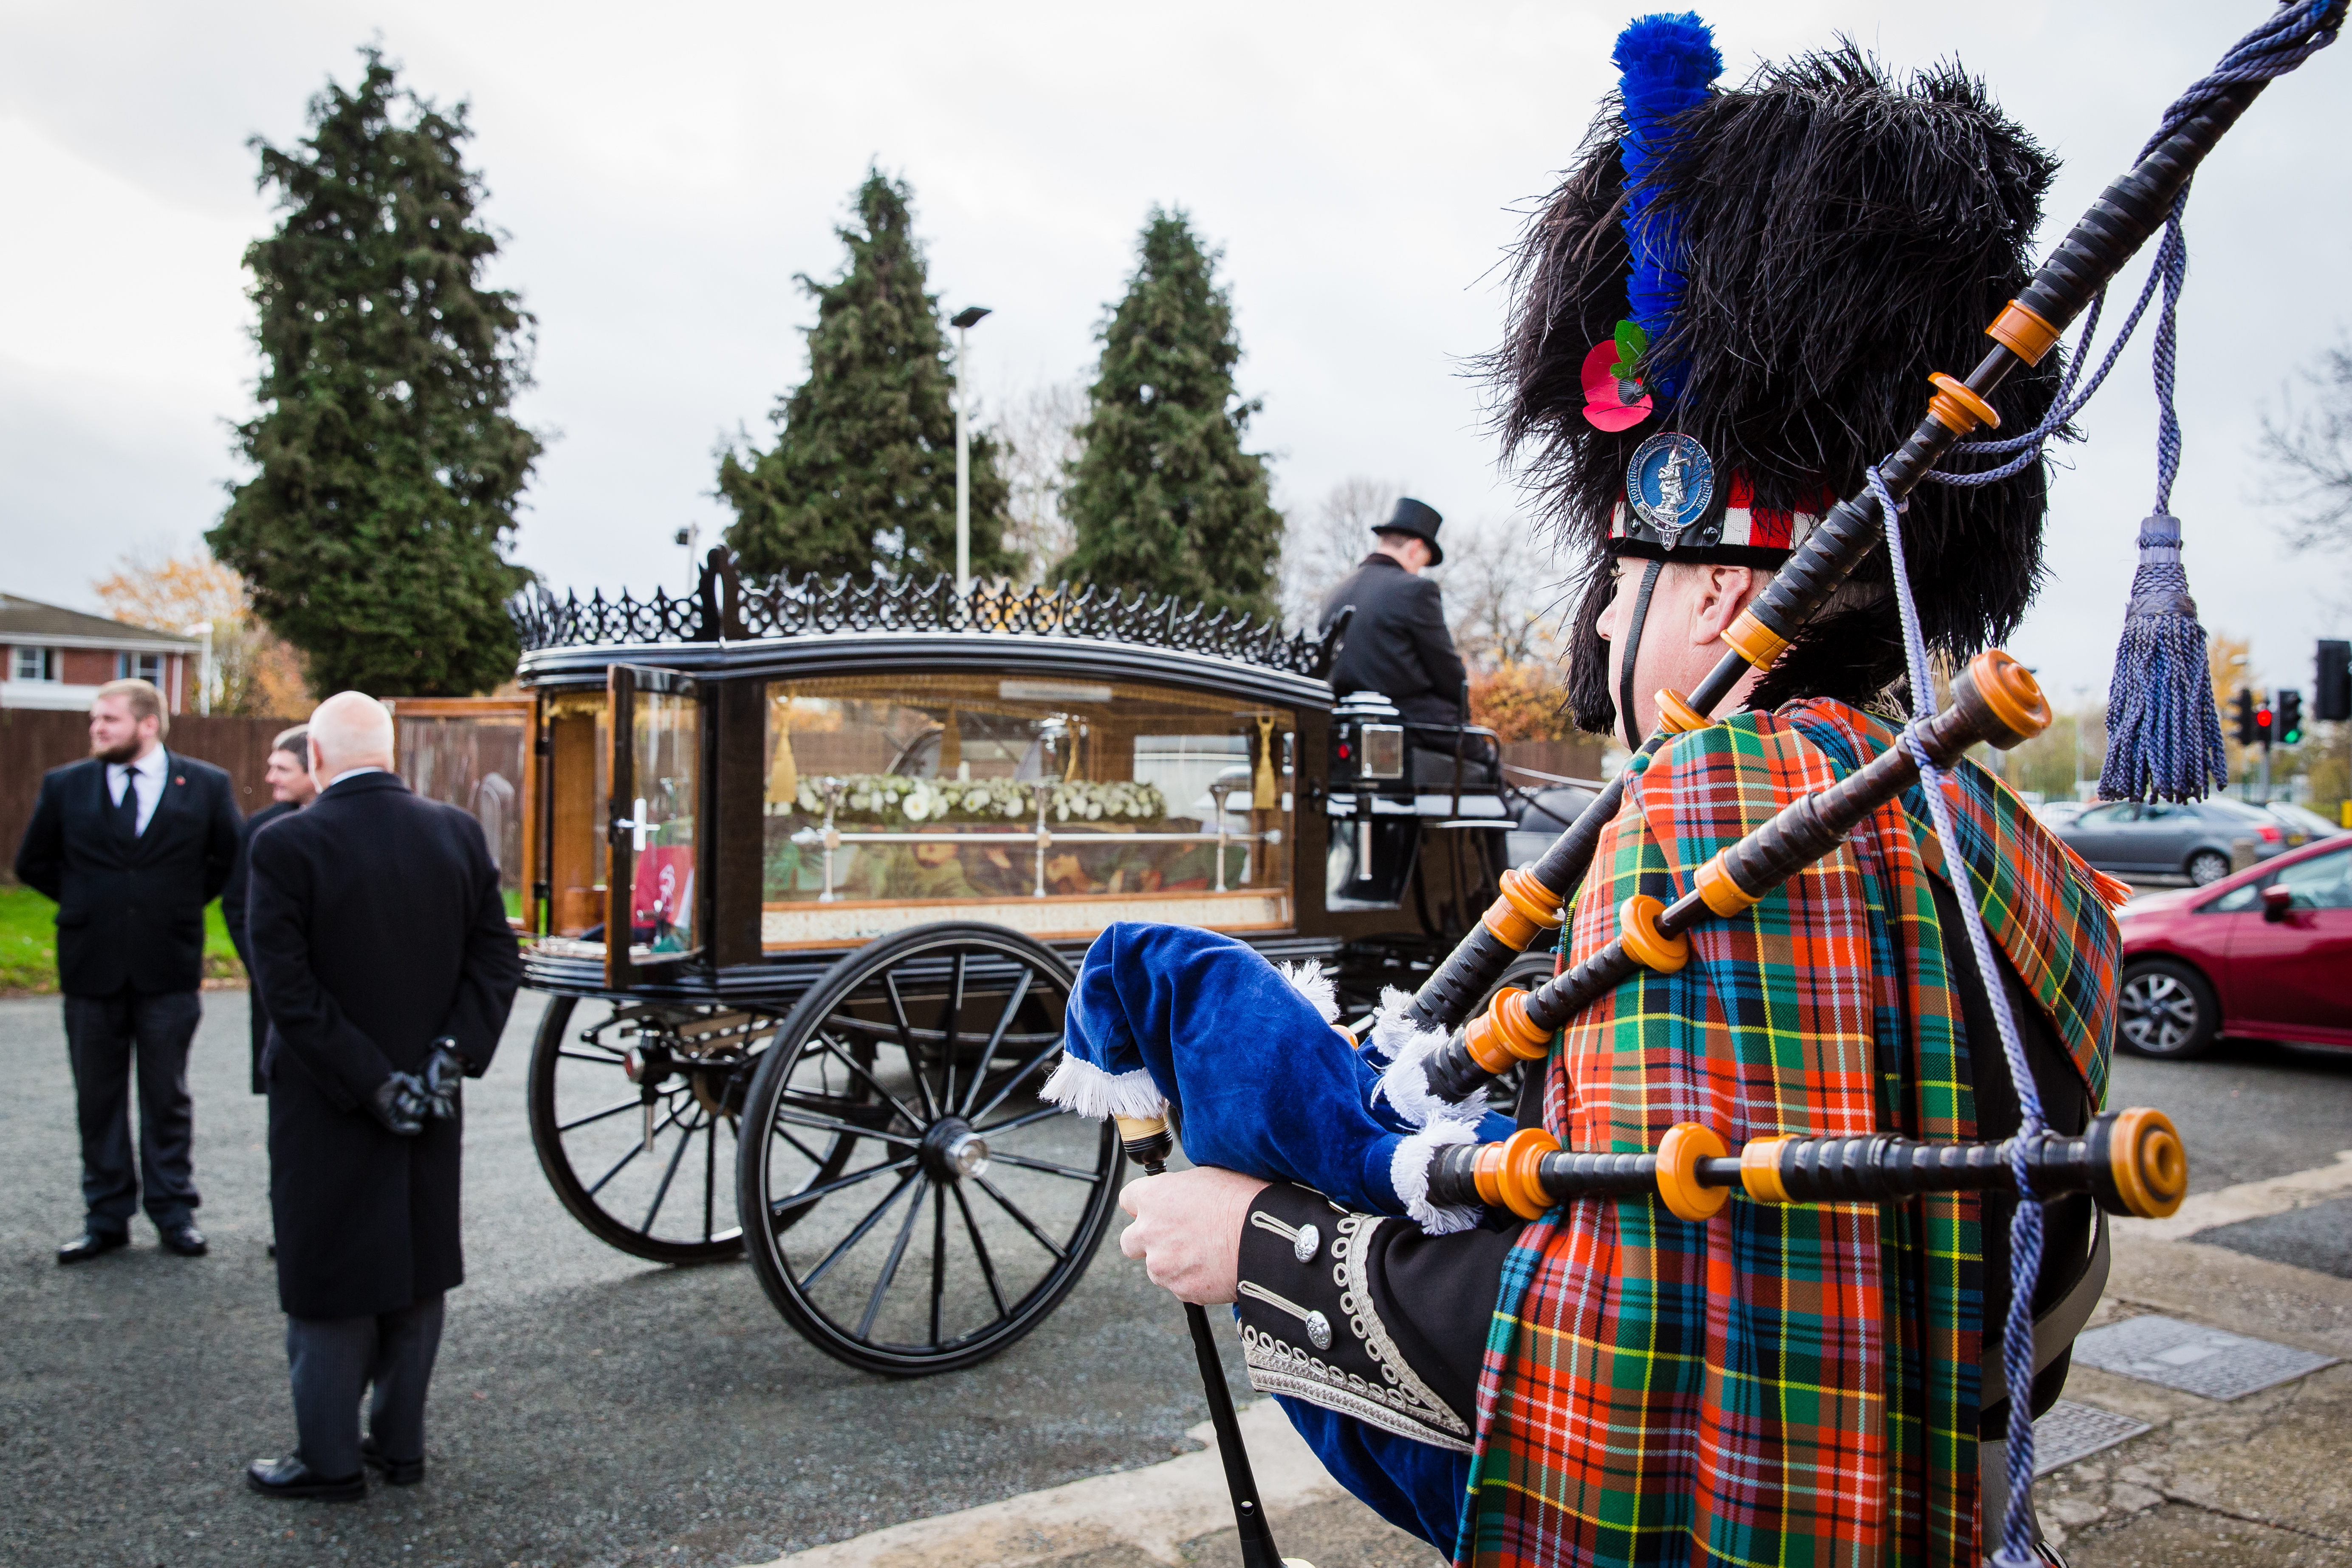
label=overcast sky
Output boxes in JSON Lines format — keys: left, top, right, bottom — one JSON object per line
{"left": 3, "top": 0, "right": 2345, "bottom": 704}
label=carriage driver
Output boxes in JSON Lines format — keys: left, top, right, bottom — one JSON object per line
{"left": 1061, "top": 17, "right": 2125, "bottom": 1565}
{"left": 1318, "top": 497, "right": 1467, "bottom": 730}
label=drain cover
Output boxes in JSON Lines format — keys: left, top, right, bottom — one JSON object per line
{"left": 2071, "top": 1314, "right": 2338, "bottom": 1401}
{"left": 2031, "top": 1400, "right": 2150, "bottom": 1475}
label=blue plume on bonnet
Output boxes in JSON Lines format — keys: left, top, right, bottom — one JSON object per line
{"left": 1613, "top": 12, "right": 1723, "bottom": 400}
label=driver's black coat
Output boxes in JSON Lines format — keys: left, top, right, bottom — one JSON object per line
{"left": 246, "top": 771, "right": 521, "bottom": 1319}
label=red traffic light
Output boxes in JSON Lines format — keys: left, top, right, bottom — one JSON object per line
{"left": 2256, "top": 705, "right": 2272, "bottom": 726}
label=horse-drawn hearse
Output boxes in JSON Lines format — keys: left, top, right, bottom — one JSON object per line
{"left": 387, "top": 550, "right": 1578, "bottom": 1376}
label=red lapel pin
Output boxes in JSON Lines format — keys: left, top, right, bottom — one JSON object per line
{"left": 175, "top": 776, "right": 186, "bottom": 785}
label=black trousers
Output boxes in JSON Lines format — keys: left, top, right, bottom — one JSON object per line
{"left": 285, "top": 1294, "right": 445, "bottom": 1480}
{"left": 63, "top": 990, "right": 202, "bottom": 1234}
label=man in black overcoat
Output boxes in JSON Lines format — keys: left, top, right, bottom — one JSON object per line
{"left": 243, "top": 692, "right": 520, "bottom": 1500}
{"left": 1317, "top": 497, "right": 1469, "bottom": 728}
{"left": 220, "top": 726, "right": 315, "bottom": 1095}
{"left": 14, "top": 678, "right": 242, "bottom": 1263}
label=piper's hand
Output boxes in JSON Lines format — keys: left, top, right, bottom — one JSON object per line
{"left": 1118, "top": 1166, "right": 1268, "bottom": 1306}
{"left": 367, "top": 1072, "right": 429, "bottom": 1138}
{"left": 421, "top": 1041, "right": 469, "bottom": 1119}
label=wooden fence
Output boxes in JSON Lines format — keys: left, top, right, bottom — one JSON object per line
{"left": 0, "top": 708, "right": 305, "bottom": 877}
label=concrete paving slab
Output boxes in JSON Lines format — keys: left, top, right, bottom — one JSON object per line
{"left": 2067, "top": 1502, "right": 2346, "bottom": 1566}
{"left": 2072, "top": 1314, "right": 2338, "bottom": 1401}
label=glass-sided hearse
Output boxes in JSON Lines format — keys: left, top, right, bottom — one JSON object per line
{"left": 396, "top": 551, "right": 1559, "bottom": 1376}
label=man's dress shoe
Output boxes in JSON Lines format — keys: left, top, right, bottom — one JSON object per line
{"left": 245, "top": 1457, "right": 365, "bottom": 1501}
{"left": 159, "top": 1223, "right": 208, "bottom": 1257}
{"left": 57, "top": 1232, "right": 128, "bottom": 1265}
{"left": 361, "top": 1435, "right": 424, "bottom": 1486}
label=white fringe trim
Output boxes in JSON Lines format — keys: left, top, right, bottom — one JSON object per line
{"left": 1039, "top": 1054, "right": 1166, "bottom": 1121}
{"left": 1275, "top": 958, "right": 1339, "bottom": 1023}
{"left": 1368, "top": 987, "right": 1463, "bottom": 1130}
{"left": 1390, "top": 1118, "right": 1484, "bottom": 1235}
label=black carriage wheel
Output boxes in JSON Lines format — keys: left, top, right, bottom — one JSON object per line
{"left": 528, "top": 994, "right": 861, "bottom": 1264}
{"left": 737, "top": 923, "right": 1123, "bottom": 1377}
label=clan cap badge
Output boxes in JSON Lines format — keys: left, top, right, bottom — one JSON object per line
{"left": 1624, "top": 432, "right": 1714, "bottom": 547}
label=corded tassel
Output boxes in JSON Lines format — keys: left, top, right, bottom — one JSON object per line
{"left": 2096, "top": 514, "right": 2228, "bottom": 802}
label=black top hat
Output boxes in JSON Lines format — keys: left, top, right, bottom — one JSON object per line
{"left": 1372, "top": 497, "right": 1445, "bottom": 566}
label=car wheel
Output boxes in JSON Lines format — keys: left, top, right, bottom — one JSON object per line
{"left": 2185, "top": 850, "right": 2231, "bottom": 885}
{"left": 2118, "top": 960, "right": 2219, "bottom": 1059}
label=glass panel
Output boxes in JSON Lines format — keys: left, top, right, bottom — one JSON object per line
{"left": 626, "top": 682, "right": 700, "bottom": 956}
{"left": 393, "top": 712, "right": 529, "bottom": 913}
{"left": 545, "top": 690, "right": 610, "bottom": 937}
{"left": 760, "top": 672, "right": 1292, "bottom": 943}
{"left": 2265, "top": 846, "right": 2352, "bottom": 909}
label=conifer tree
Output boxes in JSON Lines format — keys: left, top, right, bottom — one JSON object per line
{"left": 720, "top": 170, "right": 1016, "bottom": 583}
{"left": 1057, "top": 209, "right": 1283, "bottom": 620}
{"left": 211, "top": 48, "right": 540, "bottom": 697}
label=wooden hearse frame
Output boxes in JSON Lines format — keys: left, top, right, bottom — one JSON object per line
{"left": 398, "top": 551, "right": 1535, "bottom": 1376}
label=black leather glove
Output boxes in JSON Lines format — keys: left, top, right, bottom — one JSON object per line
{"left": 368, "top": 1072, "right": 429, "bottom": 1137}
{"left": 421, "top": 1039, "right": 470, "bottom": 1120}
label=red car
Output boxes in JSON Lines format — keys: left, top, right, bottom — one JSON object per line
{"left": 2115, "top": 835, "right": 2352, "bottom": 1057}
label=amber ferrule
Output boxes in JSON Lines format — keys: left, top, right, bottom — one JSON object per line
{"left": 1738, "top": 1135, "right": 1796, "bottom": 1205}
{"left": 1617, "top": 894, "right": 1691, "bottom": 975}
{"left": 1720, "top": 609, "right": 1789, "bottom": 670}
{"left": 1465, "top": 990, "right": 1552, "bottom": 1074}
{"left": 1470, "top": 1140, "right": 1511, "bottom": 1209}
{"left": 1693, "top": 853, "right": 1761, "bottom": 919}
{"left": 1655, "top": 1123, "right": 1733, "bottom": 1222}
{"left": 1497, "top": 1128, "right": 1559, "bottom": 1220}
{"left": 2103, "top": 1106, "right": 2188, "bottom": 1219}
{"left": 1926, "top": 372, "right": 2002, "bottom": 435}
{"left": 1655, "top": 688, "right": 1710, "bottom": 735}
{"left": 1482, "top": 866, "right": 1566, "bottom": 951}
{"left": 1985, "top": 299, "right": 2062, "bottom": 366}
{"left": 1959, "top": 649, "right": 2051, "bottom": 750}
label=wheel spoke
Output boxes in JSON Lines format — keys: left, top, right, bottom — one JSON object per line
{"left": 771, "top": 1124, "right": 829, "bottom": 1165}
{"left": 960, "top": 969, "right": 1037, "bottom": 1116}
{"left": 929, "top": 1186, "right": 947, "bottom": 1348}
{"left": 770, "top": 1153, "right": 918, "bottom": 1218}
{"left": 559, "top": 1048, "right": 630, "bottom": 1065}
{"left": 800, "top": 1167, "right": 924, "bottom": 1290}
{"left": 884, "top": 972, "right": 940, "bottom": 1121}
{"left": 967, "top": 1039, "right": 1058, "bottom": 1124}
{"left": 586, "top": 1100, "right": 688, "bottom": 1196}
{"left": 774, "top": 1108, "right": 922, "bottom": 1147}
{"left": 974, "top": 1104, "right": 1067, "bottom": 1139}
{"left": 938, "top": 951, "right": 967, "bottom": 1116}
{"left": 559, "top": 1097, "right": 644, "bottom": 1134}
{"left": 951, "top": 1181, "right": 1010, "bottom": 1320}
{"left": 641, "top": 1107, "right": 698, "bottom": 1233}
{"left": 987, "top": 1150, "right": 1103, "bottom": 1182}
{"left": 857, "top": 1174, "right": 932, "bottom": 1339}
{"left": 975, "top": 1175, "right": 1068, "bottom": 1261}
{"left": 811, "top": 1035, "right": 921, "bottom": 1127}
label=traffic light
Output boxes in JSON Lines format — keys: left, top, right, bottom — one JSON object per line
{"left": 2255, "top": 698, "right": 2275, "bottom": 748}
{"left": 2233, "top": 687, "right": 2258, "bottom": 746}
{"left": 2277, "top": 689, "right": 2303, "bottom": 746}
{"left": 2320, "top": 639, "right": 2352, "bottom": 722}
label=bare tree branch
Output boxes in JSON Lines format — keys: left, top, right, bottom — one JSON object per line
{"left": 991, "top": 381, "right": 1087, "bottom": 582}
{"left": 2257, "top": 337, "right": 2352, "bottom": 556}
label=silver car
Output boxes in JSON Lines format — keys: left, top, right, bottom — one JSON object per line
{"left": 2056, "top": 797, "right": 2294, "bottom": 885}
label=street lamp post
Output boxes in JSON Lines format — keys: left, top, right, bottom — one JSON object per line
{"left": 950, "top": 305, "right": 992, "bottom": 597}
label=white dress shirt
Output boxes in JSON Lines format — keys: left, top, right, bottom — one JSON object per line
{"left": 107, "top": 746, "right": 168, "bottom": 836}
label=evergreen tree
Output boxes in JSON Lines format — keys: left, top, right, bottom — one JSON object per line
{"left": 1057, "top": 209, "right": 1282, "bottom": 620}
{"left": 210, "top": 48, "right": 540, "bottom": 697}
{"left": 720, "top": 170, "right": 1016, "bottom": 583}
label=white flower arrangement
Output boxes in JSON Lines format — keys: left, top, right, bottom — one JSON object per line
{"left": 793, "top": 774, "right": 1165, "bottom": 827}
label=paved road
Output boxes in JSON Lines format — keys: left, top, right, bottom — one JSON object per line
{"left": 4, "top": 987, "right": 2346, "bottom": 1568}
{"left": 0, "top": 989, "right": 1236, "bottom": 1568}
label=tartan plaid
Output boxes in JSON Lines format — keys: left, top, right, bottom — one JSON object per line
{"left": 1456, "top": 700, "right": 2119, "bottom": 1568}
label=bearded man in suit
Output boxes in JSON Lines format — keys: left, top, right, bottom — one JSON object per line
{"left": 14, "top": 678, "right": 242, "bottom": 1263}
{"left": 242, "top": 691, "right": 521, "bottom": 1500}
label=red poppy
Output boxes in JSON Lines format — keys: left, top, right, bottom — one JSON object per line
{"left": 1581, "top": 340, "right": 1653, "bottom": 432}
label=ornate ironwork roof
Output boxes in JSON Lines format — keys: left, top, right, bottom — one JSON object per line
{"left": 511, "top": 550, "right": 1345, "bottom": 678}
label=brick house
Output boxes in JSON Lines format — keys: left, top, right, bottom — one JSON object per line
{"left": 1, "top": 593, "right": 204, "bottom": 714}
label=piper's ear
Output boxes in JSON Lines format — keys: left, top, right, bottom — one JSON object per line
{"left": 1688, "top": 565, "right": 1762, "bottom": 646}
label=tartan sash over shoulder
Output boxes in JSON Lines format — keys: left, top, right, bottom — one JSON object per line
{"left": 1456, "top": 700, "right": 2120, "bottom": 1568}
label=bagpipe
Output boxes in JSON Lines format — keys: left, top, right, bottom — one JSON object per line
{"left": 1056, "top": 6, "right": 2343, "bottom": 1565}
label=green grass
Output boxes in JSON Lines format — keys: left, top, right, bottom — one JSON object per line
{"left": 0, "top": 884, "right": 244, "bottom": 994}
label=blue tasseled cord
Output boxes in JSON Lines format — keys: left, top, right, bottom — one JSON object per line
{"left": 1923, "top": 0, "right": 2339, "bottom": 805}
{"left": 1870, "top": 466, "right": 2050, "bottom": 1566}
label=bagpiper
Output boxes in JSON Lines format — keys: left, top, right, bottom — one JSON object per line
{"left": 1043, "top": 10, "right": 2231, "bottom": 1565}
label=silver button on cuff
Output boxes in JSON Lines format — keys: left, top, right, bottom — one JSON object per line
{"left": 1305, "top": 1310, "right": 1332, "bottom": 1350}
{"left": 1292, "top": 1223, "right": 1321, "bottom": 1263}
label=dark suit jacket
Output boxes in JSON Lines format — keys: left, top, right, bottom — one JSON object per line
{"left": 13, "top": 751, "right": 242, "bottom": 997}
{"left": 247, "top": 771, "right": 521, "bottom": 1319}
{"left": 223, "top": 798, "right": 299, "bottom": 1093}
{"left": 1318, "top": 554, "right": 1469, "bottom": 727}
